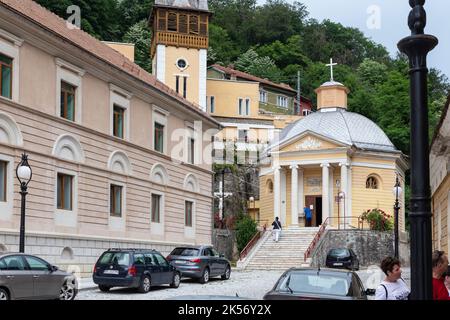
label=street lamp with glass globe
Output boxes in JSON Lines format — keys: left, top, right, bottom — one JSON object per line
{"left": 16, "top": 153, "right": 32, "bottom": 253}
{"left": 393, "top": 175, "right": 403, "bottom": 259}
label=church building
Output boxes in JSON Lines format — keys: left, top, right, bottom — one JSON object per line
{"left": 259, "top": 73, "right": 408, "bottom": 231}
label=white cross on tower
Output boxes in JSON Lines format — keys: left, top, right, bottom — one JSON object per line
{"left": 326, "top": 58, "right": 338, "bottom": 82}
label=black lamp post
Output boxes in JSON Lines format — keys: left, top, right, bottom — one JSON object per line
{"left": 398, "top": 0, "right": 438, "bottom": 300}
{"left": 16, "top": 153, "right": 32, "bottom": 253}
{"left": 393, "top": 175, "right": 403, "bottom": 259}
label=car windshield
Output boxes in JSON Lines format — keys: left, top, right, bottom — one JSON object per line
{"left": 329, "top": 249, "right": 349, "bottom": 257}
{"left": 170, "top": 248, "right": 200, "bottom": 256}
{"left": 99, "top": 252, "right": 130, "bottom": 266}
{"left": 279, "top": 272, "right": 350, "bottom": 297}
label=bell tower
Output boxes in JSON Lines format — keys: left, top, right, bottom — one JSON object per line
{"left": 150, "top": 0, "right": 211, "bottom": 112}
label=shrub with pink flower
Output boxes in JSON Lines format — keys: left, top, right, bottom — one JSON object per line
{"left": 360, "top": 208, "right": 394, "bottom": 231}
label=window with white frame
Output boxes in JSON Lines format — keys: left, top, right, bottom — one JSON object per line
{"left": 152, "top": 106, "right": 169, "bottom": 154}
{"left": 277, "top": 96, "right": 288, "bottom": 108}
{"left": 238, "top": 129, "right": 248, "bottom": 143}
{"left": 0, "top": 161, "right": 6, "bottom": 202}
{"left": 185, "top": 200, "right": 193, "bottom": 227}
{"left": 209, "top": 96, "right": 215, "bottom": 113}
{"left": 57, "top": 173, "right": 73, "bottom": 211}
{"left": 245, "top": 98, "right": 250, "bottom": 116}
{"left": 238, "top": 98, "right": 250, "bottom": 116}
{"left": 110, "top": 184, "right": 123, "bottom": 217}
{"left": 188, "top": 137, "right": 195, "bottom": 164}
{"left": 56, "top": 58, "right": 84, "bottom": 123}
{"left": 110, "top": 85, "right": 131, "bottom": 140}
{"left": 259, "top": 90, "right": 267, "bottom": 103}
{"left": 0, "top": 29, "right": 22, "bottom": 102}
{"left": 151, "top": 193, "right": 161, "bottom": 223}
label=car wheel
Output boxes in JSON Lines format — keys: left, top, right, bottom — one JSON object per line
{"left": 60, "top": 281, "right": 77, "bottom": 300}
{"left": 221, "top": 266, "right": 231, "bottom": 280}
{"left": 138, "top": 275, "right": 151, "bottom": 293}
{"left": 0, "top": 288, "right": 9, "bottom": 301}
{"left": 99, "top": 285, "right": 111, "bottom": 292}
{"left": 199, "top": 267, "right": 210, "bottom": 284}
{"left": 170, "top": 272, "right": 181, "bottom": 288}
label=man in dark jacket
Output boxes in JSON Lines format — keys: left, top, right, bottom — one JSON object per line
{"left": 271, "top": 217, "right": 282, "bottom": 242}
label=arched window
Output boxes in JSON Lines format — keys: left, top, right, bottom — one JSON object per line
{"left": 107, "top": 150, "right": 132, "bottom": 175}
{"left": 184, "top": 174, "right": 199, "bottom": 193}
{"left": 267, "top": 180, "right": 274, "bottom": 194}
{"left": 366, "top": 176, "right": 379, "bottom": 189}
{"left": 52, "top": 134, "right": 85, "bottom": 163}
{"left": 61, "top": 247, "right": 74, "bottom": 260}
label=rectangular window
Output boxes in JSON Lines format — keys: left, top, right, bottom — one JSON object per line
{"left": 110, "top": 185, "right": 122, "bottom": 217}
{"left": 0, "top": 161, "right": 6, "bottom": 202}
{"left": 188, "top": 138, "right": 195, "bottom": 164}
{"left": 179, "top": 14, "right": 188, "bottom": 33}
{"left": 210, "top": 96, "right": 215, "bottom": 113}
{"left": 185, "top": 201, "right": 193, "bottom": 227}
{"left": 183, "top": 76, "right": 187, "bottom": 99}
{"left": 260, "top": 90, "right": 267, "bottom": 103}
{"left": 154, "top": 122, "right": 165, "bottom": 153}
{"left": 168, "top": 12, "right": 177, "bottom": 32}
{"left": 151, "top": 194, "right": 161, "bottom": 223}
{"left": 277, "top": 96, "right": 288, "bottom": 108}
{"left": 113, "top": 105, "right": 125, "bottom": 138}
{"left": 60, "top": 81, "right": 76, "bottom": 121}
{"left": 0, "top": 54, "right": 12, "bottom": 99}
{"left": 189, "top": 15, "right": 199, "bottom": 34}
{"left": 57, "top": 173, "right": 73, "bottom": 211}
{"left": 238, "top": 98, "right": 243, "bottom": 115}
{"left": 239, "top": 130, "right": 248, "bottom": 143}
{"left": 245, "top": 99, "right": 250, "bottom": 116}
{"left": 176, "top": 76, "right": 180, "bottom": 94}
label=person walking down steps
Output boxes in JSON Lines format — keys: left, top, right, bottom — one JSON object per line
{"left": 272, "top": 217, "right": 282, "bottom": 242}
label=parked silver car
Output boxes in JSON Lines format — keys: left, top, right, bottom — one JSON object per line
{"left": 166, "top": 246, "right": 231, "bottom": 284}
{"left": 0, "top": 253, "right": 78, "bottom": 300}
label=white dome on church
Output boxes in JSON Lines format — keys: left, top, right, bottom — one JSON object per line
{"left": 276, "top": 109, "right": 398, "bottom": 153}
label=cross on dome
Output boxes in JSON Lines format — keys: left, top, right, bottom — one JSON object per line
{"left": 326, "top": 58, "right": 338, "bottom": 82}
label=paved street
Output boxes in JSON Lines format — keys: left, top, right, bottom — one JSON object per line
{"left": 77, "top": 267, "right": 411, "bottom": 300}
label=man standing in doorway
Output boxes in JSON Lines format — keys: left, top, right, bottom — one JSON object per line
{"left": 304, "top": 206, "right": 312, "bottom": 227}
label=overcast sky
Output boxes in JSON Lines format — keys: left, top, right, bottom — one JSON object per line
{"left": 256, "top": 0, "right": 449, "bottom": 78}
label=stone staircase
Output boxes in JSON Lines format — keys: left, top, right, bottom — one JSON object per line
{"left": 242, "top": 226, "right": 320, "bottom": 271}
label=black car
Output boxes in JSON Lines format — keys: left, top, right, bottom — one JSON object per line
{"left": 326, "top": 248, "right": 359, "bottom": 270}
{"left": 263, "top": 268, "right": 375, "bottom": 300}
{"left": 166, "top": 246, "right": 231, "bottom": 284}
{"left": 93, "top": 248, "right": 181, "bottom": 293}
{"left": 0, "top": 253, "right": 78, "bottom": 300}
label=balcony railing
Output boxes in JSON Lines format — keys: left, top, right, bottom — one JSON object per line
{"left": 151, "top": 32, "right": 208, "bottom": 56}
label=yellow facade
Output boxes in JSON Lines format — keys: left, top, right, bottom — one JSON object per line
{"left": 164, "top": 46, "right": 201, "bottom": 106}
{"left": 432, "top": 176, "right": 450, "bottom": 253}
{"left": 207, "top": 79, "right": 260, "bottom": 118}
{"left": 315, "top": 84, "right": 349, "bottom": 110}
{"left": 103, "top": 42, "right": 135, "bottom": 62}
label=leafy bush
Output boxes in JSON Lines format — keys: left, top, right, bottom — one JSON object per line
{"left": 235, "top": 215, "right": 258, "bottom": 253}
{"left": 361, "top": 208, "right": 393, "bottom": 231}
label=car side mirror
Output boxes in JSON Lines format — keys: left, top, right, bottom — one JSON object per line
{"left": 365, "top": 289, "right": 376, "bottom": 296}
{"left": 49, "top": 265, "right": 58, "bottom": 272}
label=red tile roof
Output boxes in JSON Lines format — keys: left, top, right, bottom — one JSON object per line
{"left": 0, "top": 0, "right": 219, "bottom": 125}
{"left": 210, "top": 64, "right": 298, "bottom": 94}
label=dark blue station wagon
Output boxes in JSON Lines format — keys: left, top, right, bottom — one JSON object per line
{"left": 93, "top": 249, "right": 181, "bottom": 293}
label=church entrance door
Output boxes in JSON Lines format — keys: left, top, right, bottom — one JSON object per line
{"left": 305, "top": 196, "right": 323, "bottom": 227}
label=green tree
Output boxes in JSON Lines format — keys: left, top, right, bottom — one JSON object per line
{"left": 235, "top": 215, "right": 258, "bottom": 253}
{"left": 234, "top": 49, "right": 282, "bottom": 81}
{"left": 122, "top": 20, "right": 152, "bottom": 73}
{"left": 208, "top": 24, "right": 239, "bottom": 65}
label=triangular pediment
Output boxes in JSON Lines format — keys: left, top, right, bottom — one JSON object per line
{"left": 280, "top": 131, "right": 349, "bottom": 152}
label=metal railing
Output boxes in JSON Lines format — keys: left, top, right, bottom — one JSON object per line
{"left": 239, "top": 230, "right": 263, "bottom": 260}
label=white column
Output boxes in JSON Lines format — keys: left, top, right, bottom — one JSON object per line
{"left": 290, "top": 164, "right": 299, "bottom": 226}
{"left": 321, "top": 163, "right": 330, "bottom": 223}
{"left": 156, "top": 45, "right": 166, "bottom": 83}
{"left": 340, "top": 162, "right": 349, "bottom": 227}
{"left": 273, "top": 166, "right": 281, "bottom": 220}
{"left": 298, "top": 168, "right": 304, "bottom": 223}
{"left": 199, "top": 49, "right": 207, "bottom": 112}
{"left": 329, "top": 166, "right": 334, "bottom": 224}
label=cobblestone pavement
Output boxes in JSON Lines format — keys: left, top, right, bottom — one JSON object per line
{"left": 77, "top": 267, "right": 411, "bottom": 300}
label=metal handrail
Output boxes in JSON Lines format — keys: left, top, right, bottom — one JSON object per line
{"left": 304, "top": 218, "right": 329, "bottom": 261}
{"left": 239, "top": 229, "right": 264, "bottom": 260}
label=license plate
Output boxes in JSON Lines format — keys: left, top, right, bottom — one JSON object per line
{"left": 175, "top": 260, "right": 187, "bottom": 264}
{"left": 103, "top": 270, "right": 119, "bottom": 275}
{"left": 334, "top": 263, "right": 343, "bottom": 266}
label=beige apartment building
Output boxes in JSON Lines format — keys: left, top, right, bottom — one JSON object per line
{"left": 0, "top": 0, "right": 220, "bottom": 277}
